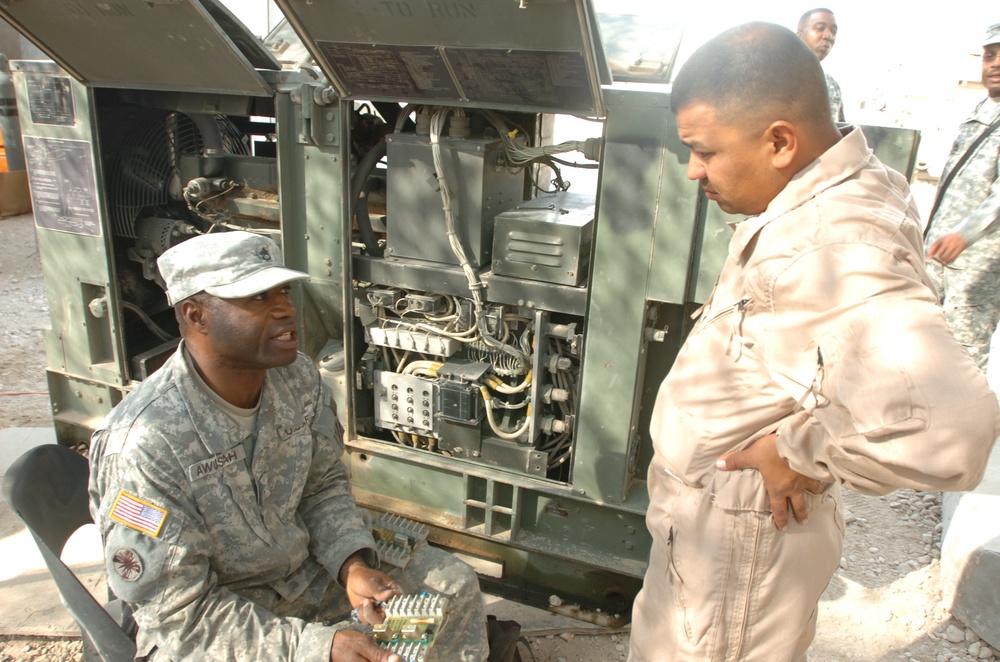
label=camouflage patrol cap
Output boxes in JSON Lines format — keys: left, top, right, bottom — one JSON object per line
{"left": 985, "top": 23, "right": 1000, "bottom": 47}
{"left": 157, "top": 231, "right": 309, "bottom": 305}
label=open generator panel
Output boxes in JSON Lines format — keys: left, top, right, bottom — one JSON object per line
{"left": 2, "top": 0, "right": 920, "bottom": 615}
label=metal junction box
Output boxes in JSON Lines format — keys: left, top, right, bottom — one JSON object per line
{"left": 385, "top": 133, "right": 522, "bottom": 267}
{"left": 493, "top": 191, "right": 595, "bottom": 286}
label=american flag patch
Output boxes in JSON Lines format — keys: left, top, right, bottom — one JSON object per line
{"left": 110, "top": 491, "right": 168, "bottom": 538}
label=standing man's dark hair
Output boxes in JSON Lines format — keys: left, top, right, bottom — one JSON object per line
{"left": 795, "top": 8, "right": 845, "bottom": 121}
{"left": 629, "top": 20, "right": 999, "bottom": 662}
{"left": 671, "top": 21, "right": 833, "bottom": 134}
{"left": 669, "top": 22, "right": 841, "bottom": 217}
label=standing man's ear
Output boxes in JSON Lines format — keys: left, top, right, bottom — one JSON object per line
{"left": 767, "top": 121, "right": 799, "bottom": 169}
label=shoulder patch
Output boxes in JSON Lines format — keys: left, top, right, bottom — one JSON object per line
{"left": 110, "top": 491, "right": 168, "bottom": 538}
{"left": 186, "top": 445, "right": 247, "bottom": 481}
{"left": 112, "top": 548, "right": 144, "bottom": 581}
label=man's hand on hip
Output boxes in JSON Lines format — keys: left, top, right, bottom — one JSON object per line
{"left": 715, "top": 433, "right": 827, "bottom": 531}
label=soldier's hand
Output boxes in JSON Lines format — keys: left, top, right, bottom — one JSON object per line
{"left": 340, "top": 554, "right": 402, "bottom": 623}
{"left": 715, "top": 433, "right": 827, "bottom": 531}
{"left": 329, "top": 629, "right": 401, "bottom": 662}
{"left": 927, "top": 233, "right": 969, "bottom": 265}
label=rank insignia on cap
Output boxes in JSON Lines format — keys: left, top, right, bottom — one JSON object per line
{"left": 112, "top": 548, "right": 144, "bottom": 581}
{"left": 110, "top": 491, "right": 168, "bottom": 538}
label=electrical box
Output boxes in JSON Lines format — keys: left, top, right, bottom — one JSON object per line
{"left": 385, "top": 133, "right": 522, "bottom": 267}
{"left": 493, "top": 191, "right": 595, "bottom": 286}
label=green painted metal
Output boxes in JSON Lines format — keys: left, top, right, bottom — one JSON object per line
{"left": 572, "top": 87, "right": 698, "bottom": 506}
{"left": 347, "top": 438, "right": 649, "bottom": 609}
{"left": 12, "top": 61, "right": 128, "bottom": 443}
{"left": 275, "top": 86, "right": 352, "bottom": 361}
{"left": 273, "top": 0, "right": 609, "bottom": 116}
{"left": 860, "top": 124, "right": 922, "bottom": 181}
{"left": 0, "top": 0, "right": 274, "bottom": 95}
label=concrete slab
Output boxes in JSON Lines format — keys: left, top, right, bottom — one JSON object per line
{"left": 941, "top": 445, "right": 1000, "bottom": 650}
{"left": 0, "top": 427, "right": 105, "bottom": 637}
{"left": 939, "top": 340, "right": 1000, "bottom": 649}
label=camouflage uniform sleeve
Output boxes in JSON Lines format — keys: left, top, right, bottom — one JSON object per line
{"left": 947, "top": 184, "right": 1000, "bottom": 246}
{"left": 299, "top": 372, "right": 379, "bottom": 583}
{"left": 89, "top": 425, "right": 340, "bottom": 661}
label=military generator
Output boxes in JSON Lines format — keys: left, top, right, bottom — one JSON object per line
{"left": 1, "top": 0, "right": 919, "bottom": 615}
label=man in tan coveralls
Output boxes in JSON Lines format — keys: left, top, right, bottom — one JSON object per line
{"left": 628, "top": 23, "right": 1000, "bottom": 662}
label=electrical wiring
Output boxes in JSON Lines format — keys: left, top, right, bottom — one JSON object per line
{"left": 123, "top": 301, "right": 175, "bottom": 343}
{"left": 480, "top": 109, "right": 598, "bottom": 170}
{"left": 429, "top": 107, "right": 530, "bottom": 374}
{"left": 480, "top": 386, "right": 531, "bottom": 441}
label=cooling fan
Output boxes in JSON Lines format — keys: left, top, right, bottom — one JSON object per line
{"left": 103, "top": 108, "right": 250, "bottom": 238}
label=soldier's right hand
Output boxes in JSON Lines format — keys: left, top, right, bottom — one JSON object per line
{"left": 330, "top": 629, "right": 401, "bottom": 662}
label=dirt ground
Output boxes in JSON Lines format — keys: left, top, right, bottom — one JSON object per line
{"left": 0, "top": 211, "right": 997, "bottom": 661}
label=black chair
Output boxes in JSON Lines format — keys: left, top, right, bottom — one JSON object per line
{"left": 1, "top": 444, "right": 136, "bottom": 662}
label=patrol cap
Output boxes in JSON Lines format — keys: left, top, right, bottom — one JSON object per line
{"left": 157, "top": 231, "right": 309, "bottom": 305}
{"left": 985, "top": 23, "right": 1000, "bottom": 47}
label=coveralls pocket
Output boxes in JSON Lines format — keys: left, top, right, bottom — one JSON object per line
{"left": 663, "top": 472, "right": 764, "bottom": 649}
{"left": 667, "top": 469, "right": 844, "bottom": 655}
{"left": 810, "top": 311, "right": 929, "bottom": 438}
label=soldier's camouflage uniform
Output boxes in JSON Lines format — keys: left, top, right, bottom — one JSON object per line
{"left": 926, "top": 97, "right": 1000, "bottom": 370}
{"left": 88, "top": 345, "right": 488, "bottom": 661}
{"left": 825, "top": 71, "right": 845, "bottom": 122}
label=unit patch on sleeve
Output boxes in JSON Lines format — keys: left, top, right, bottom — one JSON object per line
{"left": 112, "top": 548, "right": 144, "bottom": 581}
{"left": 110, "top": 491, "right": 168, "bottom": 538}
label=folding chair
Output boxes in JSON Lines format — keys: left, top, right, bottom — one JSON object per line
{"left": 1, "top": 444, "right": 136, "bottom": 662}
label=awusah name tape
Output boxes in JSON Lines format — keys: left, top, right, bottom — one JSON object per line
{"left": 110, "top": 490, "right": 168, "bottom": 538}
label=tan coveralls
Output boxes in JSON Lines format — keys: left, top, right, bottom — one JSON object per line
{"left": 629, "top": 128, "right": 1000, "bottom": 661}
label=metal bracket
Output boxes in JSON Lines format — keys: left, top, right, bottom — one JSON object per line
{"left": 292, "top": 83, "right": 339, "bottom": 147}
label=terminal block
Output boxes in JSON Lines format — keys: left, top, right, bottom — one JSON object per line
{"left": 372, "top": 512, "right": 428, "bottom": 569}
{"left": 372, "top": 592, "right": 449, "bottom": 662}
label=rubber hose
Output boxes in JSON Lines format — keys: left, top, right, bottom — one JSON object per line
{"left": 351, "top": 140, "right": 387, "bottom": 257}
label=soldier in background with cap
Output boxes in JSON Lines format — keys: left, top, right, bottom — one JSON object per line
{"left": 926, "top": 24, "right": 1000, "bottom": 371}
{"left": 87, "top": 231, "right": 490, "bottom": 661}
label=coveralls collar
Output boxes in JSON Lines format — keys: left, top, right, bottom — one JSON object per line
{"left": 729, "top": 126, "right": 870, "bottom": 262}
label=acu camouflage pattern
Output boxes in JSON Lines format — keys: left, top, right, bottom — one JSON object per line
{"left": 272, "top": 544, "right": 490, "bottom": 662}
{"left": 88, "top": 345, "right": 488, "bottom": 661}
{"left": 826, "top": 71, "right": 845, "bottom": 122}
{"left": 156, "top": 230, "right": 308, "bottom": 306}
{"left": 925, "top": 98, "right": 1000, "bottom": 369}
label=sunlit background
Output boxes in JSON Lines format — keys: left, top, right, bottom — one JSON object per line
{"left": 223, "top": 0, "right": 997, "bottom": 179}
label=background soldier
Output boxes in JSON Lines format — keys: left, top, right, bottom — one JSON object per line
{"left": 797, "top": 7, "right": 845, "bottom": 121}
{"left": 925, "top": 24, "right": 1000, "bottom": 371}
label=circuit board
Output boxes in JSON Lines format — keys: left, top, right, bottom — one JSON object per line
{"left": 372, "top": 592, "right": 449, "bottom": 662}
